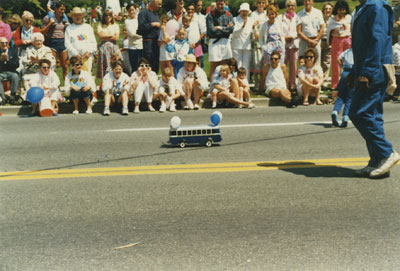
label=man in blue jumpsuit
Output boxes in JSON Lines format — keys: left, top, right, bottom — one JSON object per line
{"left": 350, "top": 0, "right": 400, "bottom": 178}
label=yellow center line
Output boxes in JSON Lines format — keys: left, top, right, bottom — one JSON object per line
{"left": 0, "top": 157, "right": 372, "bottom": 181}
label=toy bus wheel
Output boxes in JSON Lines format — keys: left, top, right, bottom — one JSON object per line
{"left": 179, "top": 141, "right": 186, "bottom": 148}
{"left": 205, "top": 139, "right": 213, "bottom": 147}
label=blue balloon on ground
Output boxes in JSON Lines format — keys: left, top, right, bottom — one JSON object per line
{"left": 210, "top": 111, "right": 223, "bottom": 126}
{"left": 27, "top": 87, "right": 45, "bottom": 104}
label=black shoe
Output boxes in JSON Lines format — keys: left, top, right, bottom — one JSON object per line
{"left": 340, "top": 116, "right": 349, "bottom": 128}
{"left": 8, "top": 96, "right": 15, "bottom": 105}
{"left": 286, "top": 99, "right": 297, "bottom": 108}
{"left": 331, "top": 113, "right": 339, "bottom": 127}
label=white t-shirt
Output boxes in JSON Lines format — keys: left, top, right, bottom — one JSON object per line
{"left": 102, "top": 71, "right": 131, "bottom": 93}
{"left": 231, "top": 16, "right": 254, "bottom": 50}
{"left": 296, "top": 8, "right": 324, "bottom": 38}
{"left": 64, "top": 70, "right": 96, "bottom": 95}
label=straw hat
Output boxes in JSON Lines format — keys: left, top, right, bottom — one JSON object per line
{"left": 184, "top": 54, "right": 197, "bottom": 63}
{"left": 239, "top": 3, "right": 251, "bottom": 13}
{"left": 68, "top": 7, "right": 87, "bottom": 17}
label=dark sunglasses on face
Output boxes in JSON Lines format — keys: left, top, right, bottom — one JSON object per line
{"left": 25, "top": 19, "right": 33, "bottom": 23}
{"left": 271, "top": 57, "right": 280, "bottom": 61}
{"left": 140, "top": 64, "right": 149, "bottom": 68}
{"left": 305, "top": 55, "right": 314, "bottom": 60}
{"left": 41, "top": 66, "right": 50, "bottom": 69}
{"left": 74, "top": 63, "right": 83, "bottom": 66}
{"left": 0, "top": 42, "right": 8, "bottom": 45}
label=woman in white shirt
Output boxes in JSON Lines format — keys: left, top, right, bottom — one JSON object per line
{"left": 326, "top": 0, "right": 352, "bottom": 90}
{"left": 125, "top": 3, "right": 143, "bottom": 73}
{"left": 64, "top": 56, "right": 96, "bottom": 114}
{"left": 232, "top": 3, "right": 257, "bottom": 82}
{"left": 28, "top": 59, "right": 60, "bottom": 116}
{"left": 281, "top": 0, "right": 299, "bottom": 90}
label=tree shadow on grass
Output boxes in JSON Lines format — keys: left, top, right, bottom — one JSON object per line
{"left": 257, "top": 161, "right": 357, "bottom": 178}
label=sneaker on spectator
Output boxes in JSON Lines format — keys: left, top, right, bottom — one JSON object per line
{"left": 186, "top": 99, "right": 194, "bottom": 110}
{"left": 73, "top": 110, "right": 79, "bottom": 115}
{"left": 134, "top": 106, "right": 140, "bottom": 114}
{"left": 211, "top": 101, "right": 217, "bottom": 108}
{"left": 247, "top": 103, "right": 255, "bottom": 109}
{"left": 194, "top": 104, "right": 200, "bottom": 110}
{"left": 86, "top": 108, "right": 93, "bottom": 114}
{"left": 369, "top": 151, "right": 400, "bottom": 178}
{"left": 169, "top": 102, "right": 176, "bottom": 112}
{"left": 122, "top": 106, "right": 129, "bottom": 115}
{"left": 103, "top": 107, "right": 110, "bottom": 116}
{"left": 91, "top": 97, "right": 98, "bottom": 106}
{"left": 159, "top": 103, "right": 166, "bottom": 112}
{"left": 148, "top": 105, "right": 156, "bottom": 112}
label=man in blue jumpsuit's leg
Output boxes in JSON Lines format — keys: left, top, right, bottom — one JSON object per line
{"left": 350, "top": 0, "right": 400, "bottom": 179}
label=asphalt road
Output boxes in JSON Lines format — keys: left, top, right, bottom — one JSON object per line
{"left": 1, "top": 104, "right": 400, "bottom": 270}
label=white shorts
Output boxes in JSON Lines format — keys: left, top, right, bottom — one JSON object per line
{"left": 208, "top": 38, "right": 232, "bottom": 62}
{"left": 159, "top": 44, "right": 174, "bottom": 61}
{"left": 265, "top": 85, "right": 286, "bottom": 97}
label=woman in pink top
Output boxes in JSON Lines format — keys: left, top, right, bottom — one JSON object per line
{"left": 326, "top": 0, "right": 352, "bottom": 90}
{"left": 0, "top": 8, "right": 12, "bottom": 42}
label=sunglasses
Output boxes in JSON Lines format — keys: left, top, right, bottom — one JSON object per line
{"left": 74, "top": 63, "right": 83, "bottom": 66}
{"left": 41, "top": 66, "right": 50, "bottom": 69}
{"left": 271, "top": 57, "right": 280, "bottom": 61}
{"left": 287, "top": 4, "right": 295, "bottom": 7}
{"left": 140, "top": 64, "right": 150, "bottom": 68}
{"left": 0, "top": 42, "right": 8, "bottom": 45}
{"left": 25, "top": 19, "right": 33, "bottom": 23}
{"left": 305, "top": 55, "right": 315, "bottom": 60}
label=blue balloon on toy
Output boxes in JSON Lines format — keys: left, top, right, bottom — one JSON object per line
{"left": 210, "top": 111, "right": 222, "bottom": 126}
{"left": 26, "top": 87, "right": 45, "bottom": 104}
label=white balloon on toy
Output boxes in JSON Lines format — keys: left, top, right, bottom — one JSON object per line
{"left": 170, "top": 116, "right": 181, "bottom": 129}
{"left": 165, "top": 20, "right": 179, "bottom": 37}
{"left": 210, "top": 111, "right": 222, "bottom": 126}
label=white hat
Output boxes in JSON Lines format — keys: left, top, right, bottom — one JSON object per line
{"left": 239, "top": 3, "right": 251, "bottom": 13}
{"left": 68, "top": 7, "right": 87, "bottom": 17}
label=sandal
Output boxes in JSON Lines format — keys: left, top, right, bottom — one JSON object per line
{"left": 303, "top": 101, "right": 309, "bottom": 106}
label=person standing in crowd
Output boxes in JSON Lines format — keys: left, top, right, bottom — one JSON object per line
{"left": 250, "top": 0, "right": 267, "bottom": 91}
{"left": 65, "top": 7, "right": 97, "bottom": 73}
{"left": 96, "top": 9, "right": 121, "bottom": 79}
{"left": 350, "top": 0, "right": 399, "bottom": 179}
{"left": 0, "top": 8, "right": 12, "bottom": 42}
{"left": 41, "top": 2, "right": 69, "bottom": 79}
{"left": 296, "top": 0, "right": 324, "bottom": 66}
{"left": 194, "top": 0, "right": 207, "bottom": 67}
{"left": 125, "top": 3, "right": 143, "bottom": 73}
{"left": 281, "top": 0, "right": 299, "bottom": 91}
{"left": 259, "top": 5, "right": 285, "bottom": 65}
{"left": 320, "top": 3, "right": 333, "bottom": 90}
{"left": 393, "top": 0, "right": 400, "bottom": 44}
{"left": 13, "top": 11, "right": 40, "bottom": 57}
{"left": 186, "top": 3, "right": 204, "bottom": 64}
{"left": 327, "top": 0, "right": 352, "bottom": 92}
{"left": 231, "top": 3, "right": 256, "bottom": 82}
{"left": 206, "top": 0, "right": 234, "bottom": 81}
{"left": 8, "top": 14, "right": 22, "bottom": 34}
{"left": 64, "top": 55, "right": 96, "bottom": 114}
{"left": 0, "top": 37, "right": 19, "bottom": 105}
{"left": 138, "top": 0, "right": 162, "bottom": 73}
{"left": 167, "top": 0, "right": 186, "bottom": 25}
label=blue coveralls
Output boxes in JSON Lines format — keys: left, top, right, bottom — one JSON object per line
{"left": 349, "top": 0, "right": 394, "bottom": 167}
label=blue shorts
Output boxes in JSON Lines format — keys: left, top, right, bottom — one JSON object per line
{"left": 70, "top": 89, "right": 92, "bottom": 100}
{"left": 49, "top": 38, "right": 66, "bottom": 53}
{"left": 113, "top": 91, "right": 121, "bottom": 101}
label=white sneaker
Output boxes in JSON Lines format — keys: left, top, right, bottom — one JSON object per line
{"left": 148, "top": 105, "right": 156, "bottom": 112}
{"left": 169, "top": 102, "right": 176, "bottom": 112}
{"left": 91, "top": 97, "right": 98, "bottom": 106}
{"left": 159, "top": 103, "right": 166, "bottom": 112}
{"left": 211, "top": 101, "right": 217, "bottom": 109}
{"left": 369, "top": 151, "right": 400, "bottom": 178}
{"left": 134, "top": 106, "right": 140, "bottom": 114}
{"left": 122, "top": 106, "right": 129, "bottom": 115}
{"left": 186, "top": 99, "right": 194, "bottom": 110}
{"left": 72, "top": 110, "right": 79, "bottom": 115}
{"left": 194, "top": 104, "right": 200, "bottom": 110}
{"left": 86, "top": 108, "right": 93, "bottom": 114}
{"left": 247, "top": 103, "right": 255, "bottom": 109}
{"left": 103, "top": 107, "right": 110, "bottom": 116}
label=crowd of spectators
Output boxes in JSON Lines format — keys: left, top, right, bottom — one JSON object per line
{"left": 0, "top": 0, "right": 399, "bottom": 116}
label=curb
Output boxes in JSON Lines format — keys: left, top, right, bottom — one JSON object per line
{"left": 0, "top": 98, "right": 285, "bottom": 116}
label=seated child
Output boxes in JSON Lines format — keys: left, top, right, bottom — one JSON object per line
{"left": 331, "top": 48, "right": 354, "bottom": 127}
{"left": 158, "top": 67, "right": 184, "bottom": 112}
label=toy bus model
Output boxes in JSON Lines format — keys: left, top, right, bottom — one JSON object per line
{"left": 168, "top": 112, "right": 223, "bottom": 148}
{"left": 169, "top": 125, "right": 222, "bottom": 148}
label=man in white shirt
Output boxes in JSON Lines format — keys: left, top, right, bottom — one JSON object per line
{"left": 231, "top": 3, "right": 257, "bottom": 82}
{"left": 64, "top": 7, "right": 97, "bottom": 73}
{"left": 296, "top": 0, "right": 324, "bottom": 65}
